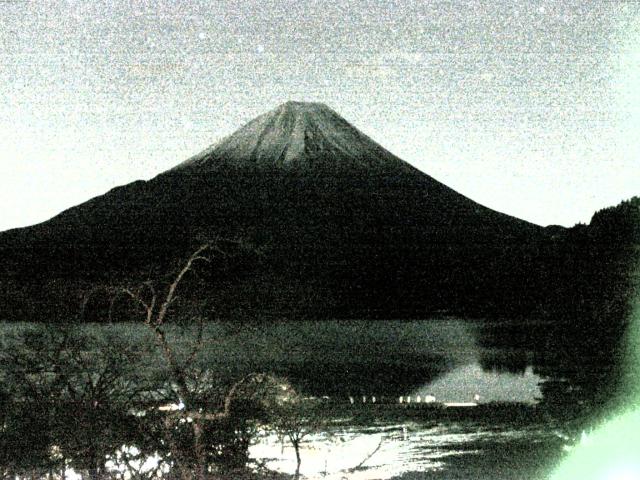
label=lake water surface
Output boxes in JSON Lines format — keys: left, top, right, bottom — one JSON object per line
{"left": 0, "top": 319, "right": 589, "bottom": 479}
{"left": 249, "top": 417, "right": 565, "bottom": 479}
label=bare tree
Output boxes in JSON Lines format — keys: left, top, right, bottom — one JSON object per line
{"left": 120, "top": 244, "right": 217, "bottom": 479}
{"left": 81, "top": 241, "right": 282, "bottom": 479}
{"left": 79, "top": 243, "right": 221, "bottom": 479}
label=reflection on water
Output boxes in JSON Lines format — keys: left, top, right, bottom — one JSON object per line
{"left": 250, "top": 420, "right": 562, "bottom": 479}
{"left": 15, "top": 420, "right": 565, "bottom": 480}
{"left": 234, "top": 319, "right": 482, "bottom": 396}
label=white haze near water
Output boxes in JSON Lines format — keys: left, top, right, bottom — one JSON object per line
{"left": 414, "top": 364, "right": 542, "bottom": 404}
{"left": 0, "top": 0, "right": 639, "bottom": 231}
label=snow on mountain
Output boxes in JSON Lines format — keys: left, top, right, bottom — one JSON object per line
{"left": 177, "top": 101, "right": 412, "bottom": 173}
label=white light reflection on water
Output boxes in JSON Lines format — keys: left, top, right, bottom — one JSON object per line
{"left": 249, "top": 421, "right": 551, "bottom": 479}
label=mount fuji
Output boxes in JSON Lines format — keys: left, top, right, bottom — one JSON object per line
{"left": 0, "top": 101, "right": 547, "bottom": 321}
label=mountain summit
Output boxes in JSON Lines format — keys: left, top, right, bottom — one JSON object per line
{"left": 177, "top": 101, "right": 411, "bottom": 173}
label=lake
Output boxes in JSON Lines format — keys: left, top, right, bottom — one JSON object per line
{"left": 0, "top": 319, "right": 604, "bottom": 479}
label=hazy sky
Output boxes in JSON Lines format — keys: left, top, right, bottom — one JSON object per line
{"left": 1, "top": 0, "right": 638, "bottom": 231}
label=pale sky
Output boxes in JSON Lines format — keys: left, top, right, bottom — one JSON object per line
{"left": 1, "top": 0, "right": 639, "bottom": 231}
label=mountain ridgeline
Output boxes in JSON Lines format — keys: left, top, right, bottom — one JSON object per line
{"left": 0, "top": 102, "right": 637, "bottom": 332}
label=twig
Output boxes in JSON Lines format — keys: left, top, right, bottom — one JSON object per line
{"left": 347, "top": 437, "right": 383, "bottom": 472}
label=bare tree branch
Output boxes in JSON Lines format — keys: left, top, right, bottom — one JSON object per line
{"left": 347, "top": 437, "right": 384, "bottom": 472}
{"left": 80, "top": 240, "right": 254, "bottom": 480}
{"left": 155, "top": 243, "right": 212, "bottom": 327}
{"left": 185, "top": 317, "right": 205, "bottom": 366}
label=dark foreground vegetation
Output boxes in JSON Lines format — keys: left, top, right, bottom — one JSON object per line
{"left": 0, "top": 321, "right": 332, "bottom": 479}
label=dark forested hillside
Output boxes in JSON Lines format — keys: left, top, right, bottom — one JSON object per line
{"left": 479, "top": 196, "right": 640, "bottom": 419}
{"left": 540, "top": 197, "right": 639, "bottom": 412}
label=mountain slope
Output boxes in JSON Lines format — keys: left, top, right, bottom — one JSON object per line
{"left": 0, "top": 102, "right": 546, "bottom": 322}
